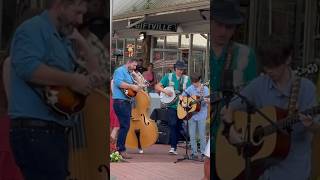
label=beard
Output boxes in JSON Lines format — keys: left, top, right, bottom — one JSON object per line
{"left": 57, "top": 15, "right": 74, "bottom": 36}
{"left": 60, "top": 25, "right": 74, "bottom": 36}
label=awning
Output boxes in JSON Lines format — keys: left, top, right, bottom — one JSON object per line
{"left": 112, "top": 0, "right": 209, "bottom": 38}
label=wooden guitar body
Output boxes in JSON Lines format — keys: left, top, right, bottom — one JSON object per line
{"left": 216, "top": 106, "right": 291, "bottom": 180}
{"left": 44, "top": 86, "right": 86, "bottom": 118}
{"left": 123, "top": 87, "right": 137, "bottom": 98}
{"left": 177, "top": 95, "right": 201, "bottom": 120}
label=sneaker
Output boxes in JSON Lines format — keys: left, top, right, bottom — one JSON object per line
{"left": 168, "top": 148, "right": 178, "bottom": 155}
{"left": 138, "top": 149, "right": 144, "bottom": 154}
{"left": 190, "top": 154, "right": 198, "bottom": 160}
{"left": 199, "top": 154, "right": 205, "bottom": 162}
{"left": 119, "top": 151, "right": 132, "bottom": 159}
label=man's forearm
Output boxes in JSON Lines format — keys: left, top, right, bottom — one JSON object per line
{"left": 307, "top": 121, "right": 320, "bottom": 133}
{"left": 155, "top": 83, "right": 165, "bottom": 92}
{"left": 29, "top": 64, "right": 75, "bottom": 87}
{"left": 120, "top": 82, "right": 133, "bottom": 89}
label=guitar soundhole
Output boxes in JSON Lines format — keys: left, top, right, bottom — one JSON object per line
{"left": 253, "top": 126, "right": 264, "bottom": 144}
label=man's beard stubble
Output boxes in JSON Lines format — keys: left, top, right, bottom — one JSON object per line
{"left": 57, "top": 15, "right": 74, "bottom": 36}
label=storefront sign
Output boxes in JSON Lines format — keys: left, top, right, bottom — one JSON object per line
{"left": 132, "top": 22, "right": 177, "bottom": 32}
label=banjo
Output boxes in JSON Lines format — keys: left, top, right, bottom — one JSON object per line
{"left": 159, "top": 86, "right": 179, "bottom": 106}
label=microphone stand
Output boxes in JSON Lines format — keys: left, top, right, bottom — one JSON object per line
{"left": 221, "top": 90, "right": 286, "bottom": 180}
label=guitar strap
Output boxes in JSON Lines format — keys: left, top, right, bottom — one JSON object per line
{"left": 216, "top": 42, "right": 235, "bottom": 141}
{"left": 224, "top": 42, "right": 234, "bottom": 71}
{"left": 212, "top": 42, "right": 234, "bottom": 113}
{"left": 213, "top": 42, "right": 234, "bottom": 101}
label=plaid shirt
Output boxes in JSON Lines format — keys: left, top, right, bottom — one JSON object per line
{"left": 76, "top": 32, "right": 110, "bottom": 91}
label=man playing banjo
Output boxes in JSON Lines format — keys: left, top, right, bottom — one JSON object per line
{"left": 155, "top": 60, "right": 191, "bottom": 155}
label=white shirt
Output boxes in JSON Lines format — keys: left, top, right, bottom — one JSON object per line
{"left": 204, "top": 139, "right": 210, "bottom": 157}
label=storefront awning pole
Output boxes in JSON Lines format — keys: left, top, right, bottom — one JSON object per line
{"left": 205, "top": 33, "right": 209, "bottom": 82}
{"left": 188, "top": 33, "right": 193, "bottom": 76}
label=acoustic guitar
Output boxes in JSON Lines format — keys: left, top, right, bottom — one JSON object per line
{"left": 177, "top": 95, "right": 209, "bottom": 120}
{"left": 177, "top": 82, "right": 210, "bottom": 120}
{"left": 215, "top": 106, "right": 320, "bottom": 180}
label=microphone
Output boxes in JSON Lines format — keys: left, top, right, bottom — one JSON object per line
{"left": 221, "top": 69, "right": 234, "bottom": 108}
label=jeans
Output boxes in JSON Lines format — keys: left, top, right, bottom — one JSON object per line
{"left": 10, "top": 122, "right": 69, "bottom": 180}
{"left": 167, "top": 108, "right": 182, "bottom": 150}
{"left": 113, "top": 100, "right": 132, "bottom": 152}
{"left": 188, "top": 118, "right": 206, "bottom": 155}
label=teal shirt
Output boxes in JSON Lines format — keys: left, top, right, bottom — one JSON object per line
{"left": 210, "top": 43, "right": 257, "bottom": 153}
{"left": 160, "top": 73, "right": 191, "bottom": 109}
{"left": 210, "top": 43, "right": 257, "bottom": 91}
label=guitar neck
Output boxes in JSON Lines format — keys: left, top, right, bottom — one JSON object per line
{"left": 262, "top": 106, "right": 320, "bottom": 136}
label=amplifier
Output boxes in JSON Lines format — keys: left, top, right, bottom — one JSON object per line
{"left": 156, "top": 121, "right": 170, "bottom": 144}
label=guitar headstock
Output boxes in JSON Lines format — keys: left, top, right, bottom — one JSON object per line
{"left": 303, "top": 106, "right": 320, "bottom": 117}
{"left": 294, "top": 63, "right": 319, "bottom": 77}
{"left": 88, "top": 70, "right": 109, "bottom": 88}
{"left": 203, "top": 80, "right": 210, "bottom": 87}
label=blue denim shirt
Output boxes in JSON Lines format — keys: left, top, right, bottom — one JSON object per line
{"left": 9, "top": 11, "right": 76, "bottom": 126}
{"left": 182, "top": 84, "right": 209, "bottom": 121}
{"left": 112, "top": 65, "right": 133, "bottom": 100}
{"left": 230, "top": 73, "right": 317, "bottom": 180}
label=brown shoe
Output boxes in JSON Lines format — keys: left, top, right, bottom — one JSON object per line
{"left": 119, "top": 151, "right": 132, "bottom": 159}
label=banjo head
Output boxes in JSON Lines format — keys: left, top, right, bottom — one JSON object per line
{"left": 160, "top": 86, "right": 176, "bottom": 104}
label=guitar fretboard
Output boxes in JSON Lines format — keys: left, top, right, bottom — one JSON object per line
{"left": 258, "top": 106, "right": 320, "bottom": 137}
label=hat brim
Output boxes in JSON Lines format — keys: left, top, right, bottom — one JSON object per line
{"left": 213, "top": 16, "right": 244, "bottom": 25}
{"left": 175, "top": 66, "right": 187, "bottom": 70}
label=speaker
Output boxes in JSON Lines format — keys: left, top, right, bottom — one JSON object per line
{"left": 150, "top": 108, "right": 170, "bottom": 123}
{"left": 156, "top": 121, "right": 170, "bottom": 144}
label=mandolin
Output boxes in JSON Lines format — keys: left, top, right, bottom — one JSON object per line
{"left": 44, "top": 86, "right": 86, "bottom": 119}
{"left": 44, "top": 72, "right": 105, "bottom": 119}
{"left": 122, "top": 87, "right": 137, "bottom": 98}
{"left": 122, "top": 71, "right": 149, "bottom": 98}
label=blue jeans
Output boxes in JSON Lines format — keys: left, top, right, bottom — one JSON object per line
{"left": 167, "top": 108, "right": 182, "bottom": 150}
{"left": 113, "top": 100, "right": 132, "bottom": 152}
{"left": 10, "top": 123, "right": 69, "bottom": 180}
{"left": 188, "top": 118, "right": 206, "bottom": 155}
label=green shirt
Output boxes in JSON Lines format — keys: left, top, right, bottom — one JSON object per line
{"left": 210, "top": 42, "right": 257, "bottom": 153}
{"left": 210, "top": 42, "right": 257, "bottom": 91}
{"left": 160, "top": 73, "right": 191, "bottom": 109}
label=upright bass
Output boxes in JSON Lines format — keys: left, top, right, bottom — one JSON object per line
{"left": 125, "top": 71, "right": 158, "bottom": 149}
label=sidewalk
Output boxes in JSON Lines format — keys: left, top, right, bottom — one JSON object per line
{"left": 110, "top": 144, "right": 204, "bottom": 180}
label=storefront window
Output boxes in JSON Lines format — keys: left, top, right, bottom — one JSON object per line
{"left": 257, "top": 0, "right": 304, "bottom": 67}
{"left": 155, "top": 36, "right": 165, "bottom": 48}
{"left": 166, "top": 35, "right": 178, "bottom": 49}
